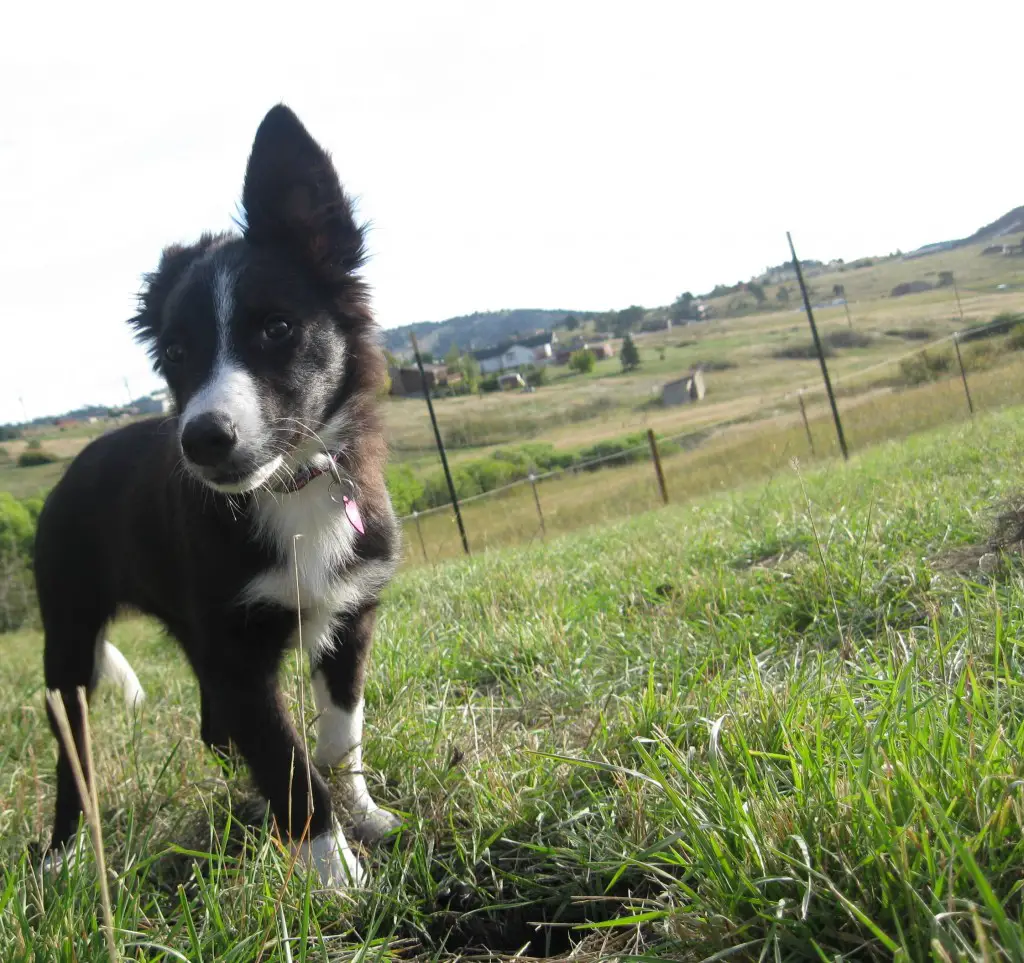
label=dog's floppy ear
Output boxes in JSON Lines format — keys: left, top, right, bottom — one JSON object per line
{"left": 241, "top": 104, "right": 365, "bottom": 281}
{"left": 130, "top": 236, "right": 219, "bottom": 367}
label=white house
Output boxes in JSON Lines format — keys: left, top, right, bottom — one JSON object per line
{"left": 478, "top": 344, "right": 537, "bottom": 374}
{"left": 474, "top": 335, "right": 557, "bottom": 374}
{"left": 136, "top": 388, "right": 172, "bottom": 415}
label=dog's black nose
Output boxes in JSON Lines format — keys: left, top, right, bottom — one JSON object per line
{"left": 181, "top": 412, "right": 238, "bottom": 467}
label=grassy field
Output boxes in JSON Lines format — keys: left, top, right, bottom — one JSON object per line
{"left": 398, "top": 346, "right": 1024, "bottom": 564}
{"left": 382, "top": 241, "right": 1024, "bottom": 461}
{"left": 4, "top": 407, "right": 1024, "bottom": 959}
{"left": 6, "top": 241, "right": 1023, "bottom": 493}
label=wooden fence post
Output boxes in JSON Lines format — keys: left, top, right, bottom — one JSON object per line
{"left": 529, "top": 471, "right": 546, "bottom": 538}
{"left": 412, "top": 511, "right": 428, "bottom": 563}
{"left": 952, "top": 333, "right": 974, "bottom": 417}
{"left": 647, "top": 429, "right": 669, "bottom": 505}
{"left": 798, "top": 390, "right": 816, "bottom": 455}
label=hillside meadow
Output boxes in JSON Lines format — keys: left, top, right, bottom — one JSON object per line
{"left": 3, "top": 407, "right": 1024, "bottom": 959}
{"left": 4, "top": 238, "right": 1024, "bottom": 510}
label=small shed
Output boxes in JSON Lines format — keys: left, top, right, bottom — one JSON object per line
{"left": 662, "top": 369, "right": 705, "bottom": 406}
{"left": 389, "top": 364, "right": 450, "bottom": 396}
{"left": 498, "top": 372, "right": 527, "bottom": 391}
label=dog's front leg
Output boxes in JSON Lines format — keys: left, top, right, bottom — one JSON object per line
{"left": 310, "top": 603, "right": 401, "bottom": 843}
{"left": 202, "top": 651, "right": 364, "bottom": 888}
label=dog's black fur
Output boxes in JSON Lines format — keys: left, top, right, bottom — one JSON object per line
{"left": 35, "top": 105, "right": 400, "bottom": 884}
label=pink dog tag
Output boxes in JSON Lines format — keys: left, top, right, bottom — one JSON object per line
{"left": 342, "top": 495, "right": 365, "bottom": 535}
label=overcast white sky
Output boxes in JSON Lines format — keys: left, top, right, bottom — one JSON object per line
{"left": 1, "top": 1, "right": 1020, "bottom": 424}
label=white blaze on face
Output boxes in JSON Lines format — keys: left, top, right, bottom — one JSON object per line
{"left": 178, "top": 265, "right": 284, "bottom": 492}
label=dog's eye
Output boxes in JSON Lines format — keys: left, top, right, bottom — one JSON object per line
{"left": 262, "top": 317, "right": 292, "bottom": 342}
{"left": 163, "top": 343, "right": 185, "bottom": 364}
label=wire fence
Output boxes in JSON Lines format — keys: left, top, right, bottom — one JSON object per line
{"left": 397, "top": 314, "right": 1024, "bottom": 566}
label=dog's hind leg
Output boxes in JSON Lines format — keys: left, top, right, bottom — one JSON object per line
{"left": 311, "top": 603, "right": 401, "bottom": 844}
{"left": 200, "top": 684, "right": 235, "bottom": 761}
{"left": 41, "top": 611, "right": 113, "bottom": 858}
{"left": 97, "top": 639, "right": 145, "bottom": 709}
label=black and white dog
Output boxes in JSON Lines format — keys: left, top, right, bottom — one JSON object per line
{"left": 34, "top": 105, "right": 401, "bottom": 889}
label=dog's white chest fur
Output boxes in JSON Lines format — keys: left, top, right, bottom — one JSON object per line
{"left": 242, "top": 481, "right": 393, "bottom": 653}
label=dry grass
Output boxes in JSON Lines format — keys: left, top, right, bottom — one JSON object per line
{"left": 400, "top": 351, "right": 1024, "bottom": 565}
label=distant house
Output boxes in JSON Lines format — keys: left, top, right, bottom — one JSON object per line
{"left": 473, "top": 331, "right": 558, "bottom": 374}
{"left": 479, "top": 344, "right": 536, "bottom": 374}
{"left": 662, "top": 369, "right": 706, "bottom": 406}
{"left": 136, "top": 389, "right": 172, "bottom": 415}
{"left": 764, "top": 266, "right": 797, "bottom": 285}
{"left": 555, "top": 340, "right": 615, "bottom": 364}
{"left": 389, "top": 363, "right": 453, "bottom": 396}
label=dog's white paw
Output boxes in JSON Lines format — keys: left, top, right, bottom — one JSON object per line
{"left": 40, "top": 835, "right": 84, "bottom": 876}
{"left": 291, "top": 821, "right": 366, "bottom": 890}
{"left": 350, "top": 806, "right": 402, "bottom": 845}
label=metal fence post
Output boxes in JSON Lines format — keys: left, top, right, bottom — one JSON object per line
{"left": 788, "top": 232, "right": 849, "bottom": 461}
{"left": 529, "top": 471, "right": 546, "bottom": 538}
{"left": 647, "top": 429, "right": 669, "bottom": 505}
{"left": 952, "top": 332, "right": 974, "bottom": 417}
{"left": 410, "top": 333, "right": 470, "bottom": 556}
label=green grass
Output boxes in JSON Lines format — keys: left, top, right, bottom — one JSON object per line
{"left": 5, "top": 407, "right": 1024, "bottom": 958}
{"left": 0, "top": 460, "right": 67, "bottom": 500}
{"left": 398, "top": 349, "right": 1024, "bottom": 565}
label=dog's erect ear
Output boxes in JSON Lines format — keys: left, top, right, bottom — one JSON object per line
{"left": 241, "top": 104, "right": 365, "bottom": 281}
{"left": 130, "top": 236, "right": 219, "bottom": 367}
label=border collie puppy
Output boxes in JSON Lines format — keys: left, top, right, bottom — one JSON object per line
{"left": 34, "top": 105, "right": 400, "bottom": 889}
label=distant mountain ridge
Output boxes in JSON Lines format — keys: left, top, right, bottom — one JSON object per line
{"left": 963, "top": 205, "right": 1024, "bottom": 244}
{"left": 9, "top": 205, "right": 1021, "bottom": 427}
{"left": 392, "top": 205, "right": 1023, "bottom": 357}
{"left": 906, "top": 205, "right": 1024, "bottom": 258}
{"left": 382, "top": 309, "right": 581, "bottom": 358}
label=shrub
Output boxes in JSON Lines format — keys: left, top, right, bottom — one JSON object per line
{"left": 0, "top": 550, "right": 36, "bottom": 632}
{"left": 394, "top": 431, "right": 682, "bottom": 513}
{"left": 18, "top": 449, "right": 59, "bottom": 467}
{"left": 823, "top": 329, "right": 873, "bottom": 350}
{"left": 569, "top": 349, "right": 596, "bottom": 374}
{"left": 774, "top": 341, "right": 834, "bottom": 361}
{"left": 479, "top": 375, "right": 501, "bottom": 393}
{"left": 1006, "top": 326, "right": 1024, "bottom": 351}
{"left": 0, "top": 492, "right": 38, "bottom": 632}
{"left": 385, "top": 464, "right": 425, "bottom": 516}
{"left": 890, "top": 280, "right": 933, "bottom": 298}
{"left": 524, "top": 365, "right": 549, "bottom": 387}
{"left": 885, "top": 327, "right": 931, "bottom": 341}
{"left": 620, "top": 334, "right": 641, "bottom": 371}
{"left": 26, "top": 438, "right": 42, "bottom": 451}
{"left": 692, "top": 358, "right": 737, "bottom": 372}
{"left": 899, "top": 350, "right": 953, "bottom": 385}
{"left": 0, "top": 492, "right": 35, "bottom": 556}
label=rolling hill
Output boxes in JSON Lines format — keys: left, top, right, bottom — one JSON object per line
{"left": 381, "top": 308, "right": 582, "bottom": 358}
